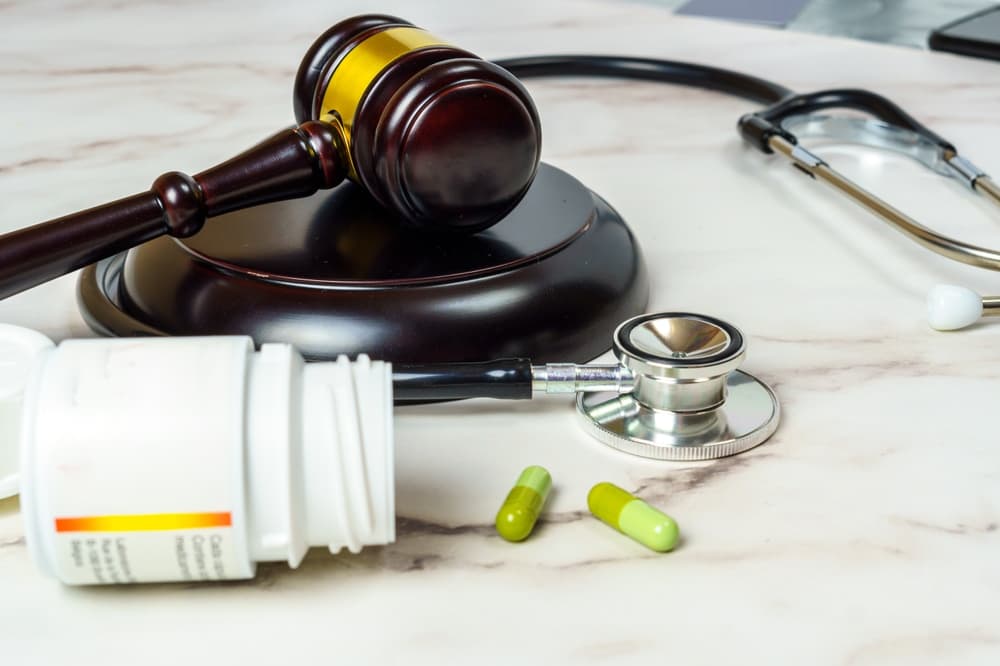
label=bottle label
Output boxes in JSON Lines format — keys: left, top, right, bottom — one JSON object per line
{"left": 52, "top": 512, "right": 242, "bottom": 584}
{"left": 25, "top": 337, "right": 256, "bottom": 585}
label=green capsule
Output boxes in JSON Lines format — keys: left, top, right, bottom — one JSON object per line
{"left": 587, "top": 482, "right": 679, "bottom": 552}
{"left": 495, "top": 466, "right": 552, "bottom": 542}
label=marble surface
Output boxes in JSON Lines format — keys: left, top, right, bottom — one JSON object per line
{"left": 2, "top": 0, "right": 1000, "bottom": 663}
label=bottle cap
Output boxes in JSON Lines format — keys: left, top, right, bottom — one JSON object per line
{"left": 0, "top": 325, "right": 54, "bottom": 499}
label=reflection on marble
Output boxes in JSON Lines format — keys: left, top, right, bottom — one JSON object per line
{"left": 2, "top": 0, "right": 1000, "bottom": 664}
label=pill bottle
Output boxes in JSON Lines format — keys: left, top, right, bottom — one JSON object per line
{"left": 0, "top": 325, "right": 394, "bottom": 585}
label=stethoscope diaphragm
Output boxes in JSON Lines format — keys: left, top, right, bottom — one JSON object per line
{"left": 576, "top": 313, "right": 779, "bottom": 461}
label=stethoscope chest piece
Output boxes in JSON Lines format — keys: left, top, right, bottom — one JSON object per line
{"left": 576, "top": 313, "right": 779, "bottom": 461}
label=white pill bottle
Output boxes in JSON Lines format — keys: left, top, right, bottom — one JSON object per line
{"left": 0, "top": 325, "right": 394, "bottom": 585}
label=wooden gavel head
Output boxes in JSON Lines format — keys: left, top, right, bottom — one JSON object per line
{"left": 293, "top": 15, "right": 542, "bottom": 232}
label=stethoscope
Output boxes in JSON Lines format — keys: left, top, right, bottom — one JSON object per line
{"left": 390, "top": 66, "right": 1000, "bottom": 458}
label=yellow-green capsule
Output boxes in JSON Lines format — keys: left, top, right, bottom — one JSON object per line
{"left": 588, "top": 482, "right": 679, "bottom": 552}
{"left": 495, "top": 466, "right": 552, "bottom": 542}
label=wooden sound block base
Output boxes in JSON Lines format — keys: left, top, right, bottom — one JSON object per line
{"left": 78, "top": 163, "right": 648, "bottom": 364}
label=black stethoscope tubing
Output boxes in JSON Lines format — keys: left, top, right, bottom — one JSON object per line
{"left": 496, "top": 54, "right": 954, "bottom": 154}
{"left": 495, "top": 54, "right": 793, "bottom": 105}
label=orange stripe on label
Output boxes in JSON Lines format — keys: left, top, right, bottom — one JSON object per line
{"left": 54, "top": 512, "right": 232, "bottom": 533}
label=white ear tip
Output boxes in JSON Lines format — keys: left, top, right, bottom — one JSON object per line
{"left": 927, "top": 284, "right": 983, "bottom": 331}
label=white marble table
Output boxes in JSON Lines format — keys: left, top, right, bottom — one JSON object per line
{"left": 2, "top": 1, "right": 1000, "bottom": 663}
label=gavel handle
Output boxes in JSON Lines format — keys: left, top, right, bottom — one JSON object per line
{"left": 0, "top": 120, "right": 345, "bottom": 301}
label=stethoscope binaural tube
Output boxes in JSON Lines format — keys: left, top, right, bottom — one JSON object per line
{"left": 738, "top": 88, "right": 1000, "bottom": 330}
{"left": 739, "top": 88, "right": 1000, "bottom": 272}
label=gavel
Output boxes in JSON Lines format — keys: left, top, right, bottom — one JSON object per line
{"left": 0, "top": 15, "right": 542, "bottom": 300}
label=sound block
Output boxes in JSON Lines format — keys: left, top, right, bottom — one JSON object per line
{"left": 79, "top": 163, "right": 648, "bottom": 363}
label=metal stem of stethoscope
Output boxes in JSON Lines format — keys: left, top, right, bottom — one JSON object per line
{"left": 394, "top": 312, "right": 780, "bottom": 461}
{"left": 973, "top": 177, "right": 1000, "bottom": 209}
{"left": 768, "top": 134, "right": 1000, "bottom": 272}
{"left": 972, "top": 176, "right": 1000, "bottom": 206}
{"left": 531, "top": 363, "right": 633, "bottom": 393}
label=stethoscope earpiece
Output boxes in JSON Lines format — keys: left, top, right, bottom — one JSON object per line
{"left": 926, "top": 284, "right": 1000, "bottom": 331}
{"left": 927, "top": 284, "right": 983, "bottom": 331}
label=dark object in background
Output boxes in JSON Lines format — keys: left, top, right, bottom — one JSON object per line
{"left": 676, "top": 0, "right": 810, "bottom": 27}
{"left": 929, "top": 5, "right": 1000, "bottom": 62}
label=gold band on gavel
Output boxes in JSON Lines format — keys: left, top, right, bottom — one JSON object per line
{"left": 319, "top": 26, "right": 450, "bottom": 176}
